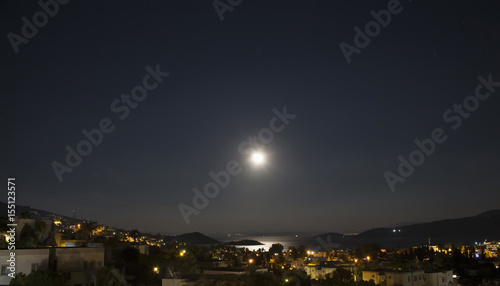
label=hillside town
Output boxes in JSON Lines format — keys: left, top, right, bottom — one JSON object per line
{"left": 1, "top": 210, "right": 499, "bottom": 286}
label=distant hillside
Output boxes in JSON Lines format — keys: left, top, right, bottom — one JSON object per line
{"left": 309, "top": 233, "right": 346, "bottom": 249}
{"left": 385, "top": 221, "right": 420, "bottom": 228}
{"left": 0, "top": 201, "right": 41, "bottom": 217}
{"left": 313, "top": 232, "right": 345, "bottom": 240}
{"left": 475, "top": 210, "right": 500, "bottom": 218}
{"left": 2, "top": 201, "right": 498, "bottom": 248}
{"left": 0, "top": 201, "right": 79, "bottom": 223}
{"left": 358, "top": 209, "right": 500, "bottom": 239}
{"left": 166, "top": 232, "right": 220, "bottom": 245}
{"left": 312, "top": 210, "right": 500, "bottom": 249}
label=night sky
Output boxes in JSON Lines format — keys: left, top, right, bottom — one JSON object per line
{"left": 1, "top": 0, "right": 499, "bottom": 234}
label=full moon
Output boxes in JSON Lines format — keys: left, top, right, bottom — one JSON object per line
{"left": 250, "top": 151, "right": 266, "bottom": 166}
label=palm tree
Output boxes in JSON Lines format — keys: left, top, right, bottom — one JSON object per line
{"left": 34, "top": 220, "right": 50, "bottom": 245}
{"left": 19, "top": 224, "right": 36, "bottom": 248}
{"left": 79, "top": 221, "right": 97, "bottom": 241}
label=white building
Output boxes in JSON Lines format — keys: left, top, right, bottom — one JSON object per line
{"left": 363, "top": 269, "right": 453, "bottom": 286}
{"left": 305, "top": 262, "right": 356, "bottom": 280}
{"left": 0, "top": 248, "right": 50, "bottom": 285}
{"left": 305, "top": 265, "right": 337, "bottom": 280}
{"left": 425, "top": 270, "right": 454, "bottom": 286}
{"left": 363, "top": 270, "right": 426, "bottom": 286}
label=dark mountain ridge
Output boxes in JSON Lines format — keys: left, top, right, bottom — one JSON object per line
{"left": 313, "top": 210, "right": 500, "bottom": 249}
{"left": 3, "top": 202, "right": 498, "bottom": 248}
{"left": 358, "top": 209, "right": 500, "bottom": 239}
{"left": 165, "top": 232, "right": 220, "bottom": 245}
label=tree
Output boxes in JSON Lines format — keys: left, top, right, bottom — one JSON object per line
{"left": 297, "top": 245, "right": 307, "bottom": 259}
{"left": 12, "top": 270, "right": 66, "bottom": 286}
{"left": 431, "top": 254, "right": 447, "bottom": 269}
{"left": 194, "top": 272, "right": 280, "bottom": 286}
{"left": 121, "top": 247, "right": 140, "bottom": 263}
{"left": 19, "top": 224, "right": 36, "bottom": 248}
{"left": 78, "top": 221, "right": 97, "bottom": 241}
{"left": 192, "top": 246, "right": 211, "bottom": 261}
{"left": 288, "top": 246, "right": 299, "bottom": 260}
{"left": 9, "top": 273, "right": 26, "bottom": 285}
{"left": 269, "top": 243, "right": 284, "bottom": 263}
{"left": 171, "top": 252, "right": 199, "bottom": 274}
{"left": 355, "top": 244, "right": 381, "bottom": 259}
{"left": 477, "top": 262, "right": 495, "bottom": 280}
{"left": 282, "top": 269, "right": 310, "bottom": 286}
{"left": 325, "top": 268, "right": 354, "bottom": 285}
{"left": 269, "top": 243, "right": 284, "bottom": 255}
{"left": 34, "top": 220, "right": 50, "bottom": 245}
{"left": 451, "top": 247, "right": 468, "bottom": 275}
